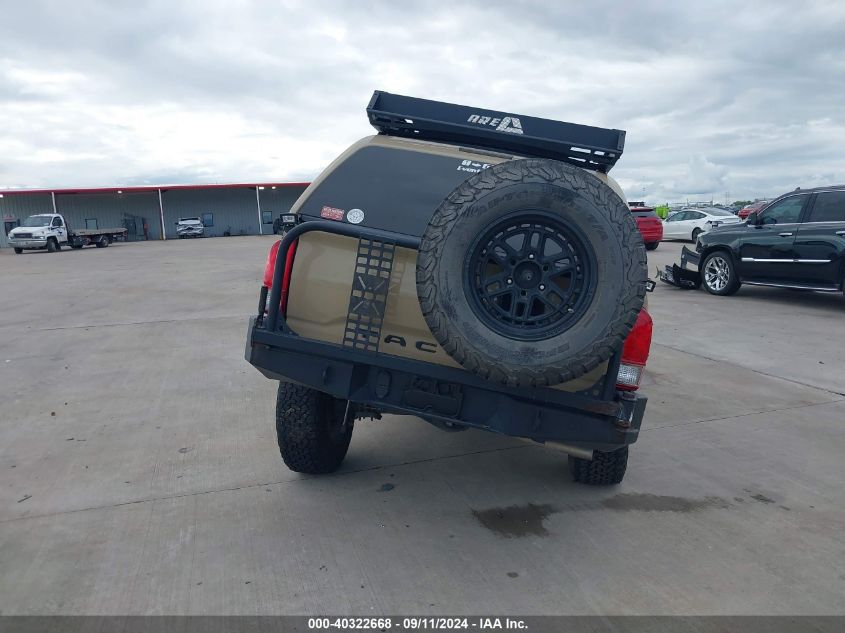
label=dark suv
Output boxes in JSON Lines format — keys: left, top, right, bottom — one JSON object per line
{"left": 675, "top": 186, "right": 845, "bottom": 295}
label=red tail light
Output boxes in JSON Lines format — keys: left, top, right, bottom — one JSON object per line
{"left": 262, "top": 241, "right": 281, "bottom": 288}
{"left": 616, "top": 307, "right": 653, "bottom": 391}
{"left": 263, "top": 239, "right": 298, "bottom": 316}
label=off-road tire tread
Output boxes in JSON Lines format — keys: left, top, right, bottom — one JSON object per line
{"left": 275, "top": 382, "right": 352, "bottom": 474}
{"left": 570, "top": 446, "right": 628, "bottom": 485}
{"left": 417, "top": 159, "right": 647, "bottom": 387}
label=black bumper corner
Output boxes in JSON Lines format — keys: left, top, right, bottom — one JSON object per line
{"left": 246, "top": 318, "right": 646, "bottom": 453}
{"left": 658, "top": 246, "right": 701, "bottom": 289}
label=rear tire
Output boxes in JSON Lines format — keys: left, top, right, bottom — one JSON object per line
{"left": 701, "top": 251, "right": 741, "bottom": 296}
{"left": 275, "top": 382, "right": 353, "bottom": 474}
{"left": 570, "top": 446, "right": 628, "bottom": 485}
{"left": 95, "top": 236, "right": 109, "bottom": 248}
{"left": 691, "top": 228, "right": 702, "bottom": 242}
{"left": 46, "top": 239, "right": 58, "bottom": 252}
{"left": 14, "top": 248, "right": 23, "bottom": 254}
{"left": 645, "top": 242, "right": 659, "bottom": 251}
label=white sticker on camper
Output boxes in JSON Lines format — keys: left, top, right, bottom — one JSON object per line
{"left": 457, "top": 160, "right": 492, "bottom": 174}
{"left": 346, "top": 208, "right": 365, "bottom": 224}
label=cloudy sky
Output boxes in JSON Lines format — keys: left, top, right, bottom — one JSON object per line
{"left": 1, "top": 0, "right": 843, "bottom": 204}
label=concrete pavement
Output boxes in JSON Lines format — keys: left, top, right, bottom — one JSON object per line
{"left": 0, "top": 237, "right": 843, "bottom": 615}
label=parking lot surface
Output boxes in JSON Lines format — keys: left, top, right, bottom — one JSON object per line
{"left": 1, "top": 238, "right": 843, "bottom": 615}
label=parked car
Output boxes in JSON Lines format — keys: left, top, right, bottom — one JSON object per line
{"left": 629, "top": 206, "right": 663, "bottom": 250}
{"left": 246, "top": 91, "right": 653, "bottom": 485}
{"left": 175, "top": 217, "right": 204, "bottom": 238}
{"left": 660, "top": 186, "right": 845, "bottom": 295}
{"left": 738, "top": 201, "right": 767, "bottom": 219}
{"left": 662, "top": 207, "right": 743, "bottom": 242}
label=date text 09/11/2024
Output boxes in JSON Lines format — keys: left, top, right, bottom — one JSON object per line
{"left": 307, "top": 617, "right": 528, "bottom": 630}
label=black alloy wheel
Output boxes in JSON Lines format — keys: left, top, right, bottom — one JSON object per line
{"left": 465, "top": 213, "right": 597, "bottom": 341}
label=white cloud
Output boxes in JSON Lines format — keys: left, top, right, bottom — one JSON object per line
{"left": 0, "top": 0, "right": 844, "bottom": 205}
{"left": 670, "top": 155, "right": 728, "bottom": 197}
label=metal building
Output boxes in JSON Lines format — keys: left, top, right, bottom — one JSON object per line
{"left": 0, "top": 182, "right": 309, "bottom": 248}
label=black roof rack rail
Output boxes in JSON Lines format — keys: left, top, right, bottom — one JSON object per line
{"left": 366, "top": 91, "right": 626, "bottom": 173}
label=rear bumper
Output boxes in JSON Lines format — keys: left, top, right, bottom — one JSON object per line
{"left": 658, "top": 246, "right": 701, "bottom": 289}
{"left": 247, "top": 218, "right": 646, "bottom": 452}
{"left": 638, "top": 228, "right": 663, "bottom": 242}
{"left": 246, "top": 316, "right": 645, "bottom": 452}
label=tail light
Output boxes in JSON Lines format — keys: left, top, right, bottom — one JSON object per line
{"left": 616, "top": 307, "right": 653, "bottom": 391}
{"left": 263, "top": 239, "right": 298, "bottom": 316}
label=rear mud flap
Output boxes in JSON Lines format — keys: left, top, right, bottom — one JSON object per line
{"left": 658, "top": 246, "right": 701, "bottom": 290}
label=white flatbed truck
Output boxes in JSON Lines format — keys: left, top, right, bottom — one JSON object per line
{"left": 7, "top": 213, "right": 128, "bottom": 253}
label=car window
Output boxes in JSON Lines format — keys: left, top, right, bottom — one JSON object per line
{"left": 808, "top": 191, "right": 845, "bottom": 222}
{"left": 759, "top": 196, "right": 805, "bottom": 225}
{"left": 52, "top": 217, "right": 63, "bottom": 227}
{"left": 688, "top": 211, "right": 704, "bottom": 220}
{"left": 668, "top": 212, "right": 685, "bottom": 221}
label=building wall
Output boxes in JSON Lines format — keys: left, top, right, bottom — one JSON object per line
{"left": 161, "top": 188, "right": 259, "bottom": 238}
{"left": 1, "top": 185, "right": 308, "bottom": 247}
{"left": 56, "top": 192, "right": 161, "bottom": 241}
{"left": 1, "top": 193, "right": 53, "bottom": 248}
{"left": 257, "top": 186, "right": 303, "bottom": 231}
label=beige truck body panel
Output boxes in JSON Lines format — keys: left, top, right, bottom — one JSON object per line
{"left": 285, "top": 135, "right": 629, "bottom": 394}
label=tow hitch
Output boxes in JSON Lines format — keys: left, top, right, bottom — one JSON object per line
{"left": 658, "top": 246, "right": 701, "bottom": 290}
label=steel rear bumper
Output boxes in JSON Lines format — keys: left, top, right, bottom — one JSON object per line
{"left": 248, "top": 218, "right": 646, "bottom": 452}
{"left": 246, "top": 317, "right": 646, "bottom": 452}
{"left": 658, "top": 246, "right": 701, "bottom": 289}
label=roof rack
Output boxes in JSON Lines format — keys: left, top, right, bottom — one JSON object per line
{"left": 366, "top": 91, "right": 625, "bottom": 173}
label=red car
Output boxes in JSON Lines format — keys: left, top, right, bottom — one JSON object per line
{"left": 738, "top": 201, "right": 766, "bottom": 219}
{"left": 629, "top": 206, "right": 663, "bottom": 250}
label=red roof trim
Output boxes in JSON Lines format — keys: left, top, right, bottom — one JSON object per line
{"left": 0, "top": 182, "right": 311, "bottom": 196}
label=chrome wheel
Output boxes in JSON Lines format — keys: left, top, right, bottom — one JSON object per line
{"left": 704, "top": 255, "right": 730, "bottom": 292}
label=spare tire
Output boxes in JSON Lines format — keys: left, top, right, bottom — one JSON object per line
{"left": 416, "top": 158, "right": 646, "bottom": 387}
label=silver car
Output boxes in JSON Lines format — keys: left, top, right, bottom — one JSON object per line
{"left": 175, "top": 217, "right": 204, "bottom": 238}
